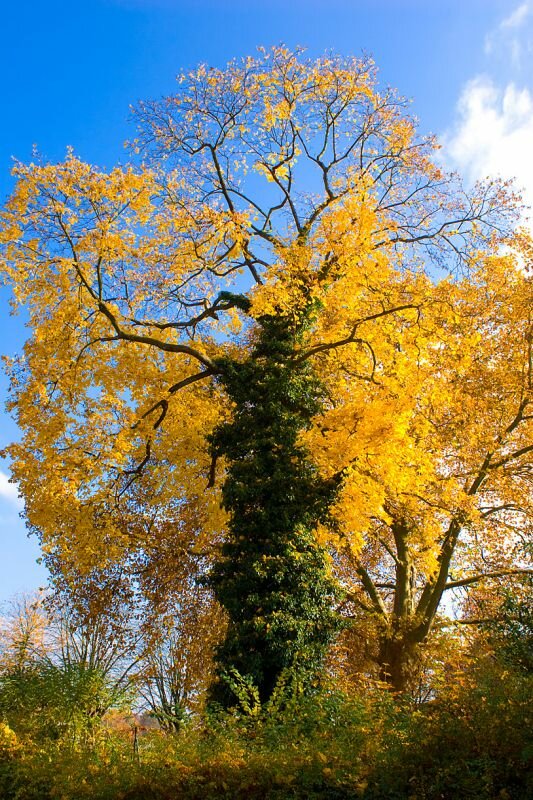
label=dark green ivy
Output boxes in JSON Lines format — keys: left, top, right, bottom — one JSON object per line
{"left": 208, "top": 311, "right": 343, "bottom": 706}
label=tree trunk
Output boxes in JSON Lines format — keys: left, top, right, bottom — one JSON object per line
{"left": 378, "top": 632, "right": 422, "bottom": 693}
{"left": 208, "top": 313, "right": 343, "bottom": 708}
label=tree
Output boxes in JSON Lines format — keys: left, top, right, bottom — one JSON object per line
{"left": 0, "top": 47, "right": 525, "bottom": 701}
{"left": 458, "top": 544, "right": 533, "bottom": 675}
{"left": 325, "top": 234, "right": 533, "bottom": 691}
{"left": 0, "top": 594, "right": 48, "bottom": 671}
{"left": 0, "top": 594, "right": 137, "bottom": 739}
{"left": 484, "top": 588, "right": 533, "bottom": 674}
{"left": 137, "top": 579, "right": 223, "bottom": 728}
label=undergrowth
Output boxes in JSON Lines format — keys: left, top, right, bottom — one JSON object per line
{"left": 0, "top": 662, "right": 531, "bottom": 800}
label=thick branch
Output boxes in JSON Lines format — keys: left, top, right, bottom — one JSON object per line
{"left": 391, "top": 519, "right": 414, "bottom": 619}
{"left": 355, "top": 562, "right": 389, "bottom": 617}
{"left": 415, "top": 517, "right": 462, "bottom": 638}
{"left": 444, "top": 569, "right": 533, "bottom": 591}
{"left": 97, "top": 301, "right": 218, "bottom": 371}
{"left": 128, "top": 293, "right": 250, "bottom": 332}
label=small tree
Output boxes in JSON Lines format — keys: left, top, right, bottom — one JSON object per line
{"left": 138, "top": 581, "right": 223, "bottom": 727}
{"left": 0, "top": 595, "right": 136, "bottom": 739}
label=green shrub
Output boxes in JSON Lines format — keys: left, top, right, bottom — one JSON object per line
{"left": 0, "top": 661, "right": 127, "bottom": 742}
{"left": 0, "top": 672, "right": 530, "bottom": 800}
{"left": 367, "top": 665, "right": 533, "bottom": 799}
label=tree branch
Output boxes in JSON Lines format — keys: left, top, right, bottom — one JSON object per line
{"left": 296, "top": 304, "right": 420, "bottom": 362}
{"left": 444, "top": 569, "right": 533, "bottom": 591}
{"left": 488, "top": 444, "right": 533, "bottom": 471}
{"left": 134, "top": 369, "right": 215, "bottom": 432}
{"left": 97, "top": 301, "right": 218, "bottom": 371}
{"left": 354, "top": 561, "right": 389, "bottom": 617}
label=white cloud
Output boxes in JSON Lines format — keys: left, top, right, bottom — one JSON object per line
{"left": 484, "top": 2, "right": 532, "bottom": 66}
{"left": 501, "top": 2, "right": 530, "bottom": 29}
{"left": 444, "top": 77, "right": 533, "bottom": 216}
{"left": 0, "top": 471, "right": 22, "bottom": 510}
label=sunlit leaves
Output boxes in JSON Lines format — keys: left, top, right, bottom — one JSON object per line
{"left": 0, "top": 49, "right": 530, "bottom": 693}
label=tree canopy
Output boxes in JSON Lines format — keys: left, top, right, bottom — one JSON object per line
{"left": 1, "top": 47, "right": 531, "bottom": 696}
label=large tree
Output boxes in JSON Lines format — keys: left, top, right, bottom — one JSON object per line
{"left": 0, "top": 47, "right": 528, "bottom": 700}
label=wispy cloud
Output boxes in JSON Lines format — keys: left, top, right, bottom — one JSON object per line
{"left": 484, "top": 2, "right": 532, "bottom": 66}
{"left": 0, "top": 471, "right": 22, "bottom": 510}
{"left": 444, "top": 77, "right": 533, "bottom": 217}
{"left": 444, "top": 1, "right": 533, "bottom": 222}
{"left": 501, "top": 2, "right": 530, "bottom": 29}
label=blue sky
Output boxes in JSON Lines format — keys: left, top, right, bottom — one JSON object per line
{"left": 1, "top": 0, "right": 532, "bottom": 601}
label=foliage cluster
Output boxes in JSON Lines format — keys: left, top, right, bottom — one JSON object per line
{"left": 0, "top": 660, "right": 122, "bottom": 742}
{"left": 0, "top": 662, "right": 530, "bottom": 800}
{"left": 482, "top": 574, "right": 533, "bottom": 674}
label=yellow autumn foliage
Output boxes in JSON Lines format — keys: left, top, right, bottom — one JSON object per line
{"left": 0, "top": 49, "right": 530, "bottom": 685}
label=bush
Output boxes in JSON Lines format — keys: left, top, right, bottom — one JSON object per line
{"left": 367, "top": 664, "right": 533, "bottom": 799}
{"left": 0, "top": 672, "right": 530, "bottom": 799}
{"left": 0, "top": 661, "right": 127, "bottom": 742}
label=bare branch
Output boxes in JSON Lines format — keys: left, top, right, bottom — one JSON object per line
{"left": 444, "top": 569, "right": 533, "bottom": 591}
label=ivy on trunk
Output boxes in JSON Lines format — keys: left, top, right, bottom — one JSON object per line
{"left": 208, "top": 313, "right": 342, "bottom": 706}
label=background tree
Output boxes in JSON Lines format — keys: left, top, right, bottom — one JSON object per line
{"left": 137, "top": 579, "right": 223, "bottom": 728}
{"left": 323, "top": 242, "right": 533, "bottom": 690}
{"left": 0, "top": 47, "right": 522, "bottom": 701}
{"left": 457, "top": 541, "right": 533, "bottom": 675}
{"left": 0, "top": 594, "right": 137, "bottom": 740}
